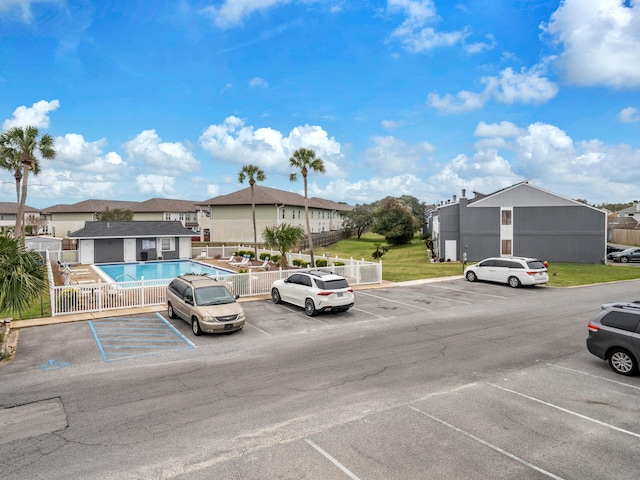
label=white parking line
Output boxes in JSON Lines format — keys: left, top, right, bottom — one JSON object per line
{"left": 357, "top": 291, "right": 432, "bottom": 311}
{"left": 409, "top": 406, "right": 566, "bottom": 480}
{"left": 548, "top": 364, "right": 640, "bottom": 391}
{"left": 351, "top": 307, "right": 384, "bottom": 318}
{"left": 421, "top": 284, "right": 508, "bottom": 299}
{"left": 488, "top": 383, "right": 640, "bottom": 439}
{"left": 245, "top": 322, "right": 272, "bottom": 336}
{"left": 305, "top": 439, "right": 361, "bottom": 480}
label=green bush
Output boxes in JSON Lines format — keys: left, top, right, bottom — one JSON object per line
{"left": 334, "top": 261, "right": 345, "bottom": 266}
{"left": 270, "top": 255, "right": 280, "bottom": 265}
{"left": 234, "top": 250, "right": 255, "bottom": 259}
{"left": 259, "top": 252, "right": 271, "bottom": 261}
{"left": 315, "top": 259, "right": 328, "bottom": 267}
{"left": 292, "top": 258, "right": 310, "bottom": 268}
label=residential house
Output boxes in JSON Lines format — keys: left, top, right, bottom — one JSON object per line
{"left": 616, "top": 203, "right": 640, "bottom": 220}
{"left": 41, "top": 198, "right": 207, "bottom": 238}
{"left": 427, "top": 181, "right": 607, "bottom": 264}
{"left": 0, "top": 202, "right": 46, "bottom": 235}
{"left": 67, "top": 221, "right": 195, "bottom": 264}
{"left": 199, "top": 185, "right": 352, "bottom": 244}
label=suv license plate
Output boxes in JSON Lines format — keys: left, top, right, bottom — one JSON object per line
{"left": 224, "top": 323, "right": 233, "bottom": 330}
{"left": 337, "top": 292, "right": 343, "bottom": 297}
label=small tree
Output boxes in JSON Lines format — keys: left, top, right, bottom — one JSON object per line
{"left": 342, "top": 204, "right": 376, "bottom": 239}
{"left": 262, "top": 223, "right": 305, "bottom": 269}
{"left": 96, "top": 208, "right": 134, "bottom": 221}
{"left": 372, "top": 196, "right": 417, "bottom": 245}
{"left": 25, "top": 215, "right": 49, "bottom": 236}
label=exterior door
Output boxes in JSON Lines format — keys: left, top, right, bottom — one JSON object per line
{"left": 123, "top": 239, "right": 136, "bottom": 262}
{"left": 78, "top": 240, "right": 94, "bottom": 264}
{"left": 444, "top": 240, "right": 457, "bottom": 262}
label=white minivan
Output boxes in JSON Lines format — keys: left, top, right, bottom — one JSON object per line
{"left": 464, "top": 256, "right": 548, "bottom": 288}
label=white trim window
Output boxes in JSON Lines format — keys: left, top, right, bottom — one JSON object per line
{"left": 158, "top": 237, "right": 175, "bottom": 251}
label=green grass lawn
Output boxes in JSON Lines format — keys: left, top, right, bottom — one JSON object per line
{"left": 316, "top": 233, "right": 640, "bottom": 286}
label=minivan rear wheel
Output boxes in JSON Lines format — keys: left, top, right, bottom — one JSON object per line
{"left": 508, "top": 276, "right": 521, "bottom": 288}
{"left": 608, "top": 349, "right": 637, "bottom": 375}
{"left": 192, "top": 317, "right": 202, "bottom": 336}
{"left": 168, "top": 303, "right": 177, "bottom": 319}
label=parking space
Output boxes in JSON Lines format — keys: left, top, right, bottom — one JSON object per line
{"left": 88, "top": 313, "right": 194, "bottom": 362}
{"left": 192, "top": 358, "right": 640, "bottom": 479}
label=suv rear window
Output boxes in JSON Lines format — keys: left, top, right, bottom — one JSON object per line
{"left": 315, "top": 278, "right": 350, "bottom": 290}
{"left": 526, "top": 260, "right": 545, "bottom": 269}
{"left": 601, "top": 311, "right": 640, "bottom": 332}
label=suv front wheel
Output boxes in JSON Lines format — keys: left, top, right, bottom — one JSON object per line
{"left": 608, "top": 348, "right": 637, "bottom": 375}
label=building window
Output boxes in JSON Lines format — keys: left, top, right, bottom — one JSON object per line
{"left": 179, "top": 213, "right": 184, "bottom": 220}
{"left": 282, "top": 208, "right": 286, "bottom": 219}
{"left": 165, "top": 213, "right": 171, "bottom": 221}
{"left": 298, "top": 209, "right": 301, "bottom": 219}
{"left": 158, "top": 237, "right": 174, "bottom": 251}
{"left": 501, "top": 210, "right": 512, "bottom": 226}
{"left": 501, "top": 240, "right": 512, "bottom": 255}
{"left": 292, "top": 209, "right": 295, "bottom": 219}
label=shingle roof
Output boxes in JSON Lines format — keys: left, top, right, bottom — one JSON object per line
{"left": 0, "top": 202, "right": 40, "bottom": 214}
{"left": 68, "top": 221, "right": 196, "bottom": 238}
{"left": 42, "top": 199, "right": 137, "bottom": 214}
{"left": 200, "top": 185, "right": 352, "bottom": 211}
{"left": 132, "top": 198, "right": 200, "bottom": 213}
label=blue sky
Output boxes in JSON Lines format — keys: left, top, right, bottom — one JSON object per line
{"left": 1, "top": 0, "right": 639, "bottom": 209}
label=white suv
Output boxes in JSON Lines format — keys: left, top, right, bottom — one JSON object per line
{"left": 271, "top": 270, "right": 355, "bottom": 316}
{"left": 464, "top": 256, "right": 548, "bottom": 288}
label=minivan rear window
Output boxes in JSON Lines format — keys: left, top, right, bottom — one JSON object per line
{"left": 602, "top": 311, "right": 640, "bottom": 332}
{"left": 526, "top": 260, "right": 545, "bottom": 269}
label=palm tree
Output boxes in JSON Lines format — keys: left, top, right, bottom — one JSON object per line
{"left": 0, "top": 236, "right": 47, "bottom": 318}
{"left": 289, "top": 148, "right": 325, "bottom": 267}
{"left": 262, "top": 223, "right": 305, "bottom": 269}
{"left": 0, "top": 126, "right": 56, "bottom": 241}
{"left": 238, "top": 165, "right": 266, "bottom": 260}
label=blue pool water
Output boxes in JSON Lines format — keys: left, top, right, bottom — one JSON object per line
{"left": 95, "top": 260, "right": 234, "bottom": 283}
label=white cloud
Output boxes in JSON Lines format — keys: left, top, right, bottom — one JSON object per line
{"left": 465, "top": 33, "right": 497, "bottom": 54}
{"left": 619, "top": 107, "right": 639, "bottom": 123}
{"left": 474, "top": 121, "right": 524, "bottom": 138}
{"left": 55, "top": 133, "right": 125, "bottom": 172}
{"left": 123, "top": 130, "right": 200, "bottom": 175}
{"left": 135, "top": 174, "right": 178, "bottom": 196}
{"left": 199, "top": 116, "right": 347, "bottom": 179}
{"left": 200, "top": 0, "right": 292, "bottom": 28}
{"left": 543, "top": 0, "right": 640, "bottom": 88}
{"left": 365, "top": 135, "right": 434, "bottom": 174}
{"left": 2, "top": 99, "right": 60, "bottom": 130}
{"left": 387, "top": 0, "right": 470, "bottom": 52}
{"left": 0, "top": 0, "right": 58, "bottom": 22}
{"left": 381, "top": 119, "right": 405, "bottom": 129}
{"left": 249, "top": 76, "right": 268, "bottom": 88}
{"left": 428, "top": 63, "right": 558, "bottom": 113}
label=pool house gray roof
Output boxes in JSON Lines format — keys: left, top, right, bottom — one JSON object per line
{"left": 68, "top": 221, "right": 196, "bottom": 239}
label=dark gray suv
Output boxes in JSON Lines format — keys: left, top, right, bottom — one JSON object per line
{"left": 587, "top": 301, "right": 640, "bottom": 375}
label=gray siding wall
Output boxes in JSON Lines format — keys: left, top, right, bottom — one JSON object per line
{"left": 460, "top": 204, "right": 501, "bottom": 261}
{"left": 95, "top": 238, "right": 124, "bottom": 263}
{"left": 438, "top": 204, "right": 460, "bottom": 259}
{"left": 513, "top": 206, "right": 606, "bottom": 263}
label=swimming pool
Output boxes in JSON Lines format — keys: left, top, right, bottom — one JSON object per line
{"left": 95, "top": 260, "right": 234, "bottom": 283}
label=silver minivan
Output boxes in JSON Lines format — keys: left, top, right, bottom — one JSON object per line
{"left": 167, "top": 275, "right": 245, "bottom": 336}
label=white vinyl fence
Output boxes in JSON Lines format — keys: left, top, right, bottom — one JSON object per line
{"left": 48, "top": 258, "right": 382, "bottom": 317}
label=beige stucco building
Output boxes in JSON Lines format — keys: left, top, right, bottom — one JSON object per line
{"left": 199, "top": 185, "right": 352, "bottom": 244}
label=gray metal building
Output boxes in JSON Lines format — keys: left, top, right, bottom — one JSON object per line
{"left": 427, "top": 181, "right": 607, "bottom": 264}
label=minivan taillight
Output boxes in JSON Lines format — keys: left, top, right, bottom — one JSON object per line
{"left": 587, "top": 322, "right": 600, "bottom": 332}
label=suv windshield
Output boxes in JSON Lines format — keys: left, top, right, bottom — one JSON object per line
{"left": 194, "top": 285, "right": 235, "bottom": 306}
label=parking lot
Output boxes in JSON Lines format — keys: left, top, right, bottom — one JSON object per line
{"left": 2, "top": 277, "right": 640, "bottom": 479}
